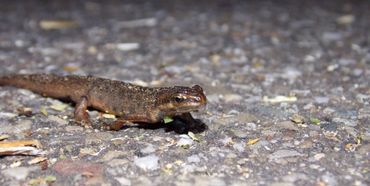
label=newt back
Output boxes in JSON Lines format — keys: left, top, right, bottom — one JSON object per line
{"left": 0, "top": 73, "right": 207, "bottom": 129}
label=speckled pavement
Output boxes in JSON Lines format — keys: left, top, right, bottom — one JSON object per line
{"left": 0, "top": 1, "right": 369, "bottom": 185}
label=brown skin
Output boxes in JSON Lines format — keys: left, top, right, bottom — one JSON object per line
{"left": 0, "top": 74, "right": 207, "bottom": 129}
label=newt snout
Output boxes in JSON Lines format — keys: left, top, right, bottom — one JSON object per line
{"left": 156, "top": 84, "right": 207, "bottom": 115}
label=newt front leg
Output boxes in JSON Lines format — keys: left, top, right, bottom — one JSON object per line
{"left": 74, "top": 96, "right": 93, "bottom": 128}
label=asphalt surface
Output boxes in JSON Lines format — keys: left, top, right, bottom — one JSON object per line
{"left": 0, "top": 0, "right": 369, "bottom": 185}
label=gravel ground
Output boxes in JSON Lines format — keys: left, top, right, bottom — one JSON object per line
{"left": 0, "top": 0, "right": 369, "bottom": 185}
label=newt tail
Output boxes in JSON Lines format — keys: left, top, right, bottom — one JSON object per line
{"left": 0, "top": 74, "right": 207, "bottom": 130}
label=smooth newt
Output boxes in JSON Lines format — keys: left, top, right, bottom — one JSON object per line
{"left": 0, "top": 74, "right": 207, "bottom": 130}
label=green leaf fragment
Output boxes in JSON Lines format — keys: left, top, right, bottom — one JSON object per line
{"left": 310, "top": 117, "right": 321, "bottom": 125}
{"left": 40, "top": 106, "right": 48, "bottom": 116}
{"left": 188, "top": 132, "right": 200, "bottom": 142}
{"left": 163, "top": 116, "right": 174, "bottom": 124}
{"left": 45, "top": 175, "right": 57, "bottom": 182}
{"left": 50, "top": 103, "right": 68, "bottom": 111}
{"left": 180, "top": 144, "right": 190, "bottom": 149}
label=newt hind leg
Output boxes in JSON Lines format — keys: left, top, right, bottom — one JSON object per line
{"left": 74, "top": 96, "right": 93, "bottom": 128}
{"left": 104, "top": 113, "right": 158, "bottom": 131}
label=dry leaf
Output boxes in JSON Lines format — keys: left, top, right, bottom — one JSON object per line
{"left": 344, "top": 143, "right": 357, "bottom": 152}
{"left": 0, "top": 135, "right": 10, "bottom": 141}
{"left": 247, "top": 138, "right": 260, "bottom": 145}
{"left": 28, "top": 157, "right": 47, "bottom": 165}
{"left": 102, "top": 113, "right": 116, "bottom": 119}
{"left": 0, "top": 146, "right": 45, "bottom": 156}
{"left": 17, "top": 107, "right": 33, "bottom": 117}
{"left": 50, "top": 103, "right": 68, "bottom": 112}
{"left": 40, "top": 106, "right": 48, "bottom": 116}
{"left": 0, "top": 139, "right": 42, "bottom": 148}
{"left": 63, "top": 65, "right": 80, "bottom": 72}
{"left": 10, "top": 161, "right": 22, "bottom": 168}
{"left": 40, "top": 20, "right": 78, "bottom": 30}
{"left": 290, "top": 114, "right": 305, "bottom": 124}
{"left": 29, "top": 175, "right": 56, "bottom": 186}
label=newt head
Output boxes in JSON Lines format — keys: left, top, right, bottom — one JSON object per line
{"left": 156, "top": 85, "right": 207, "bottom": 115}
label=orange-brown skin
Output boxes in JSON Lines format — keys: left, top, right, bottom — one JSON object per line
{"left": 0, "top": 74, "right": 207, "bottom": 129}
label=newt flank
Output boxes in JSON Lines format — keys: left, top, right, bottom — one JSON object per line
{"left": 0, "top": 74, "right": 207, "bottom": 130}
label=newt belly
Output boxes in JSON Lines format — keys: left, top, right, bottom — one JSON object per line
{"left": 0, "top": 74, "right": 207, "bottom": 129}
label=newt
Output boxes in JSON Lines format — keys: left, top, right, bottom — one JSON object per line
{"left": 0, "top": 74, "right": 207, "bottom": 130}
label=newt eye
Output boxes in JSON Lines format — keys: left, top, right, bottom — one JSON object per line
{"left": 174, "top": 96, "right": 186, "bottom": 103}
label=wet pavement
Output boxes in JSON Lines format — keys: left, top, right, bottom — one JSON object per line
{"left": 0, "top": 0, "right": 369, "bottom": 185}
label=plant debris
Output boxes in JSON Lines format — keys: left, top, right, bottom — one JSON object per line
{"left": 39, "top": 20, "right": 78, "bottom": 30}
{"left": 263, "top": 96, "right": 297, "bottom": 103}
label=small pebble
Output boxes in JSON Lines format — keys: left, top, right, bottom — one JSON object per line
{"left": 313, "top": 153, "right": 326, "bottom": 161}
{"left": 269, "top": 150, "right": 303, "bottom": 160}
{"left": 314, "top": 97, "right": 330, "bottom": 104}
{"left": 65, "top": 125, "right": 84, "bottom": 133}
{"left": 233, "top": 143, "right": 245, "bottom": 152}
{"left": 187, "top": 155, "right": 201, "bottom": 163}
{"left": 2, "top": 166, "right": 39, "bottom": 180}
{"left": 115, "top": 177, "right": 131, "bottom": 186}
{"left": 140, "top": 144, "right": 156, "bottom": 154}
{"left": 134, "top": 155, "right": 159, "bottom": 171}
{"left": 223, "top": 94, "right": 243, "bottom": 103}
{"left": 276, "top": 121, "right": 299, "bottom": 131}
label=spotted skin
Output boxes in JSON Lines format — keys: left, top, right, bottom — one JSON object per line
{"left": 0, "top": 74, "right": 207, "bottom": 129}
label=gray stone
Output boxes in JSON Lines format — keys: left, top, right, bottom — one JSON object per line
{"left": 358, "top": 108, "right": 370, "bottom": 119}
{"left": 356, "top": 94, "right": 370, "bottom": 103}
{"left": 281, "top": 67, "right": 302, "bottom": 83}
{"left": 115, "top": 177, "right": 131, "bottom": 186}
{"left": 246, "top": 122, "right": 257, "bottom": 130}
{"left": 282, "top": 173, "right": 308, "bottom": 182}
{"left": 85, "top": 132, "right": 114, "bottom": 144}
{"left": 2, "top": 166, "right": 39, "bottom": 180}
{"left": 65, "top": 125, "right": 84, "bottom": 133}
{"left": 270, "top": 182, "right": 294, "bottom": 186}
{"left": 187, "top": 155, "right": 201, "bottom": 163}
{"left": 332, "top": 117, "right": 357, "bottom": 127}
{"left": 322, "top": 32, "right": 342, "bottom": 42}
{"left": 194, "top": 175, "right": 226, "bottom": 186}
{"left": 177, "top": 136, "right": 194, "bottom": 148}
{"left": 101, "top": 150, "right": 127, "bottom": 162}
{"left": 48, "top": 115, "right": 68, "bottom": 126}
{"left": 0, "top": 112, "right": 17, "bottom": 119}
{"left": 207, "top": 94, "right": 220, "bottom": 103}
{"left": 134, "top": 155, "right": 159, "bottom": 171}
{"left": 362, "top": 132, "right": 370, "bottom": 142}
{"left": 269, "top": 150, "right": 304, "bottom": 160}
{"left": 343, "top": 126, "right": 358, "bottom": 137}
{"left": 313, "top": 153, "right": 326, "bottom": 161}
{"left": 321, "top": 172, "right": 338, "bottom": 186}
{"left": 223, "top": 94, "right": 243, "bottom": 103}
{"left": 107, "top": 159, "right": 129, "bottom": 167}
{"left": 233, "top": 143, "right": 245, "bottom": 153}
{"left": 323, "top": 107, "right": 336, "bottom": 115}
{"left": 0, "top": 119, "right": 33, "bottom": 136}
{"left": 358, "top": 144, "right": 370, "bottom": 155}
{"left": 232, "top": 129, "right": 249, "bottom": 138}
{"left": 17, "top": 120, "right": 32, "bottom": 130}
{"left": 131, "top": 176, "right": 152, "bottom": 186}
{"left": 276, "top": 121, "right": 299, "bottom": 131}
{"left": 140, "top": 144, "right": 156, "bottom": 154}
{"left": 314, "top": 97, "right": 330, "bottom": 104}
{"left": 290, "top": 89, "right": 311, "bottom": 97}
